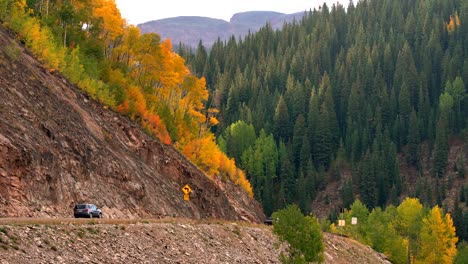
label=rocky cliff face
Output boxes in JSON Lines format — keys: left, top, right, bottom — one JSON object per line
{"left": 0, "top": 25, "right": 264, "bottom": 222}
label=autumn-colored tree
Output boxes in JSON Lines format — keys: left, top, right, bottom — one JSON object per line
{"left": 92, "top": 0, "right": 124, "bottom": 57}
{"left": 446, "top": 12, "right": 461, "bottom": 32}
{"left": 417, "top": 206, "right": 458, "bottom": 263}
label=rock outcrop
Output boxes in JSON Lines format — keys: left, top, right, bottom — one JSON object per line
{"left": 0, "top": 25, "right": 264, "bottom": 222}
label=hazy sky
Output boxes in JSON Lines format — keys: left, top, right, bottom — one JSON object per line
{"left": 116, "top": 0, "right": 346, "bottom": 25}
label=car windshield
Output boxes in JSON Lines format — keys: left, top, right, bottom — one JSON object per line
{"left": 75, "top": 204, "right": 87, "bottom": 209}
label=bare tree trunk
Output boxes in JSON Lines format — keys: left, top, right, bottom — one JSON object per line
{"left": 63, "top": 25, "right": 67, "bottom": 47}
{"left": 45, "top": 0, "right": 49, "bottom": 17}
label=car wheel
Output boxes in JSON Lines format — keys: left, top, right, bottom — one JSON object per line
{"left": 98, "top": 213, "right": 102, "bottom": 218}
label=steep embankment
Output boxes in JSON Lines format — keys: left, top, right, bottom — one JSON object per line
{"left": 0, "top": 24, "right": 263, "bottom": 222}
{"left": 0, "top": 220, "right": 390, "bottom": 264}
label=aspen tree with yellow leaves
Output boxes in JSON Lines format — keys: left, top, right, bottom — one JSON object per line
{"left": 417, "top": 206, "right": 458, "bottom": 264}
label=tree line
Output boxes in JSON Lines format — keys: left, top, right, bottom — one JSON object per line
{"left": 329, "top": 197, "right": 458, "bottom": 264}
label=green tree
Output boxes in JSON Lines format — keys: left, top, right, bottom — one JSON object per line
{"left": 397, "top": 82, "right": 411, "bottom": 147}
{"left": 434, "top": 92, "right": 453, "bottom": 177}
{"left": 396, "top": 197, "right": 424, "bottom": 263}
{"left": 296, "top": 171, "right": 309, "bottom": 213}
{"left": 366, "top": 206, "right": 407, "bottom": 264}
{"left": 345, "top": 199, "right": 370, "bottom": 242}
{"left": 407, "top": 109, "right": 420, "bottom": 167}
{"left": 274, "top": 95, "right": 291, "bottom": 142}
{"left": 359, "top": 151, "right": 376, "bottom": 209}
{"left": 446, "top": 77, "right": 466, "bottom": 133}
{"left": 341, "top": 179, "right": 353, "bottom": 209}
{"left": 292, "top": 114, "right": 306, "bottom": 169}
{"left": 223, "top": 120, "right": 256, "bottom": 164}
{"left": 272, "top": 204, "right": 324, "bottom": 263}
{"left": 455, "top": 242, "right": 468, "bottom": 264}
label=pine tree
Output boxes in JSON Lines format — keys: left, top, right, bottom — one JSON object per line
{"left": 314, "top": 111, "right": 333, "bottom": 168}
{"left": 292, "top": 115, "right": 306, "bottom": 169}
{"left": 407, "top": 109, "right": 420, "bottom": 167}
{"left": 397, "top": 82, "right": 411, "bottom": 147}
{"left": 433, "top": 92, "right": 453, "bottom": 177}
{"left": 342, "top": 179, "right": 353, "bottom": 209}
{"left": 446, "top": 77, "right": 466, "bottom": 133}
{"left": 273, "top": 96, "right": 290, "bottom": 142}
{"left": 296, "top": 171, "right": 309, "bottom": 213}
{"left": 462, "top": 210, "right": 468, "bottom": 242}
{"left": 359, "top": 151, "right": 376, "bottom": 209}
{"left": 453, "top": 198, "right": 464, "bottom": 242}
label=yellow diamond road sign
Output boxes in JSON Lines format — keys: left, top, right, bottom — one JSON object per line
{"left": 182, "top": 184, "right": 192, "bottom": 195}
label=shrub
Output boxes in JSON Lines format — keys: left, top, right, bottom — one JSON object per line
{"left": 272, "top": 204, "right": 324, "bottom": 263}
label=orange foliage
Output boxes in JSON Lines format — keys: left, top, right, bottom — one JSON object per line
{"left": 118, "top": 86, "right": 171, "bottom": 144}
{"left": 235, "top": 170, "right": 253, "bottom": 198}
{"left": 180, "top": 134, "right": 253, "bottom": 197}
{"left": 446, "top": 13, "right": 461, "bottom": 32}
{"left": 117, "top": 100, "right": 130, "bottom": 113}
{"left": 146, "top": 113, "right": 172, "bottom": 145}
{"left": 209, "top": 116, "right": 219, "bottom": 126}
{"left": 181, "top": 134, "right": 220, "bottom": 176}
{"left": 219, "top": 154, "right": 253, "bottom": 197}
{"left": 92, "top": 0, "right": 124, "bottom": 41}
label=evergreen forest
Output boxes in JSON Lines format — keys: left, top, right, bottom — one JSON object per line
{"left": 179, "top": 0, "right": 468, "bottom": 242}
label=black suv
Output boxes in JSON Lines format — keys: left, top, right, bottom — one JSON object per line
{"left": 74, "top": 204, "right": 102, "bottom": 218}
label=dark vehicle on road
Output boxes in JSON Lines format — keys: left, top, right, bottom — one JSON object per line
{"left": 264, "top": 217, "right": 275, "bottom": 225}
{"left": 74, "top": 204, "right": 102, "bottom": 218}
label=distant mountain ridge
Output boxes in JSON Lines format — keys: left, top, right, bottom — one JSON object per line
{"left": 138, "top": 11, "right": 306, "bottom": 48}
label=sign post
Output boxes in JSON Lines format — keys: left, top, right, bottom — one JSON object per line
{"left": 182, "top": 184, "right": 192, "bottom": 201}
{"left": 338, "top": 219, "right": 345, "bottom": 237}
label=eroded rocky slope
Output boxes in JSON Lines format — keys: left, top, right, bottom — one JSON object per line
{"left": 0, "top": 24, "right": 263, "bottom": 222}
{"left": 0, "top": 219, "right": 389, "bottom": 264}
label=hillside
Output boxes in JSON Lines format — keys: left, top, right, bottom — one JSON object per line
{"left": 138, "top": 11, "right": 305, "bottom": 48}
{"left": 0, "top": 219, "right": 390, "bottom": 263}
{"left": 0, "top": 24, "right": 263, "bottom": 222}
{"left": 179, "top": 0, "right": 468, "bottom": 228}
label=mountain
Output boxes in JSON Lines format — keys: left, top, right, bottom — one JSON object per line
{"left": 0, "top": 24, "right": 264, "bottom": 222}
{"left": 138, "top": 11, "right": 306, "bottom": 48}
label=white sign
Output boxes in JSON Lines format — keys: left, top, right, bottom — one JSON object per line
{"left": 351, "top": 217, "right": 357, "bottom": 225}
{"left": 338, "top": 219, "right": 346, "bottom": 226}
